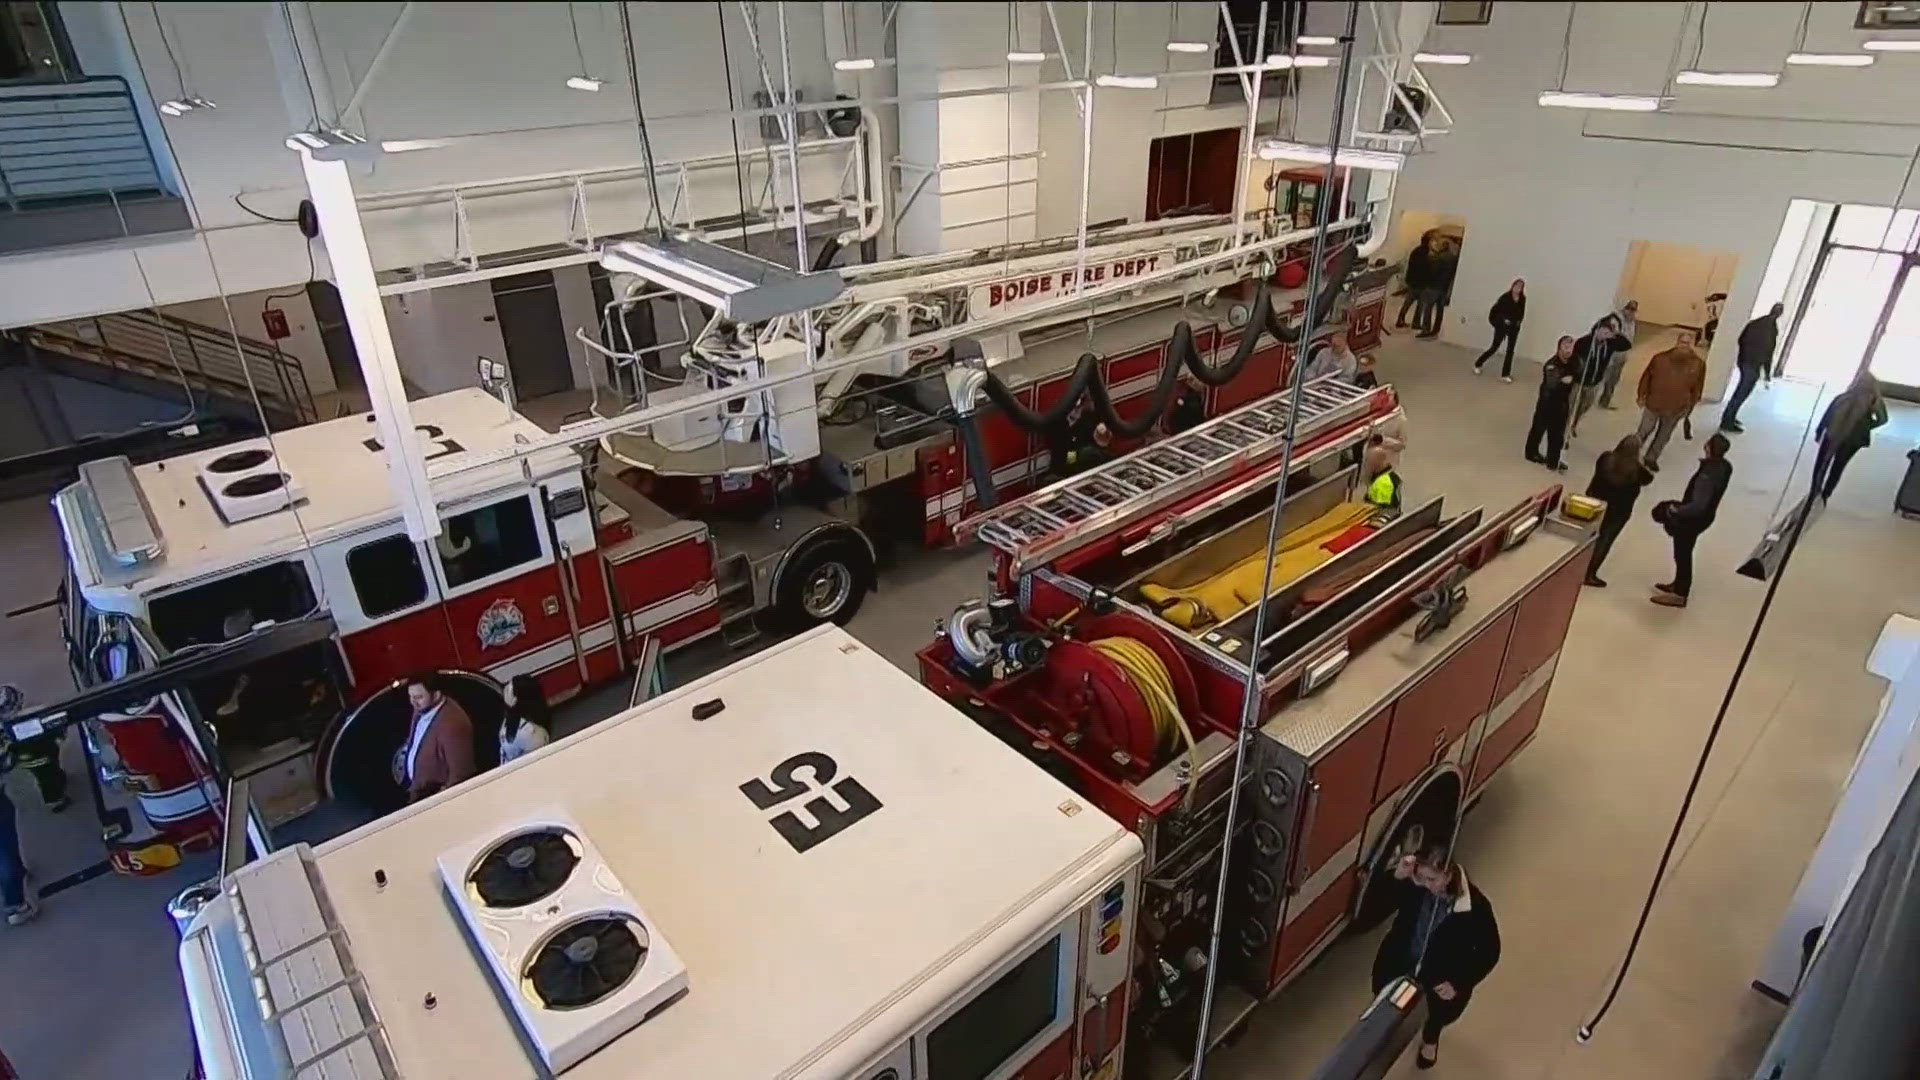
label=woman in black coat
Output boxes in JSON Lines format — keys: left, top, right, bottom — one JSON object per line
{"left": 1584, "top": 433, "right": 1655, "bottom": 588}
{"left": 1371, "top": 846, "right": 1502, "bottom": 1069}
{"left": 1474, "top": 279, "right": 1526, "bottom": 379}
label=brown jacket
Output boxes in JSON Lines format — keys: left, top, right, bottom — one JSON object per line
{"left": 1637, "top": 346, "right": 1705, "bottom": 417}
{"left": 400, "top": 696, "right": 477, "bottom": 801}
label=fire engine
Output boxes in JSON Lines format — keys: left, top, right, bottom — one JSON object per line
{"left": 50, "top": 177, "right": 1386, "bottom": 854}
{"left": 915, "top": 376, "right": 1593, "bottom": 1072}
{"left": 175, "top": 625, "right": 1144, "bottom": 1080}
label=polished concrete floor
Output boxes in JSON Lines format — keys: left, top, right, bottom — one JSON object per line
{"left": 1, "top": 328, "right": 1914, "bottom": 1078}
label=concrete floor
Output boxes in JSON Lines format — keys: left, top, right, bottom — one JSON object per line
{"left": 2, "top": 328, "right": 1915, "bottom": 1078}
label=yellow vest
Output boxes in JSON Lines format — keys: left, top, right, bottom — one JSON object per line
{"left": 1366, "top": 471, "right": 1399, "bottom": 507}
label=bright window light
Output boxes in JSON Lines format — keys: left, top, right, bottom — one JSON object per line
{"left": 1166, "top": 41, "right": 1211, "bottom": 53}
{"left": 1537, "top": 90, "right": 1664, "bottom": 111}
{"left": 834, "top": 57, "right": 878, "bottom": 71}
{"left": 1096, "top": 74, "right": 1159, "bottom": 89}
{"left": 1413, "top": 52, "right": 1473, "bottom": 65}
{"left": 1265, "top": 54, "right": 1334, "bottom": 69}
{"left": 1785, "top": 52, "right": 1875, "bottom": 66}
{"left": 1296, "top": 35, "right": 1337, "bottom": 46}
{"left": 566, "top": 76, "right": 604, "bottom": 92}
{"left": 1863, "top": 39, "right": 1920, "bottom": 51}
{"left": 1006, "top": 51, "right": 1049, "bottom": 63}
{"left": 1256, "top": 139, "right": 1405, "bottom": 171}
{"left": 1675, "top": 70, "right": 1780, "bottom": 87}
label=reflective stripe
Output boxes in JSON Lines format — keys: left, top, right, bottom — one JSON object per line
{"left": 1284, "top": 834, "right": 1362, "bottom": 925}
{"left": 139, "top": 779, "right": 216, "bottom": 823}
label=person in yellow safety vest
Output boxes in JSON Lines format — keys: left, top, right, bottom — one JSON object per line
{"left": 1362, "top": 433, "right": 1404, "bottom": 511}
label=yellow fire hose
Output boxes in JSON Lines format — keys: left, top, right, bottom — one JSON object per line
{"left": 1137, "top": 502, "right": 1375, "bottom": 630}
{"left": 1089, "top": 636, "right": 1200, "bottom": 804}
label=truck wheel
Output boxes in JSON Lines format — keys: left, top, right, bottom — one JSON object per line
{"left": 771, "top": 532, "right": 873, "bottom": 631}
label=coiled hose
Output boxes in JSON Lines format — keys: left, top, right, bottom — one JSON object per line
{"left": 1090, "top": 636, "right": 1200, "bottom": 804}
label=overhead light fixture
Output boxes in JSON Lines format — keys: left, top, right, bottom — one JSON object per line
{"left": 834, "top": 57, "right": 877, "bottom": 71}
{"left": 1296, "top": 35, "right": 1337, "bottom": 46}
{"left": 1256, "top": 139, "right": 1406, "bottom": 171}
{"left": 1675, "top": 69, "right": 1780, "bottom": 87}
{"left": 1096, "top": 74, "right": 1159, "bottom": 89}
{"left": 1863, "top": 38, "right": 1920, "bottom": 51}
{"left": 159, "top": 96, "right": 215, "bottom": 117}
{"left": 600, "top": 236, "right": 846, "bottom": 323}
{"left": 285, "top": 128, "right": 367, "bottom": 152}
{"left": 1413, "top": 52, "right": 1473, "bottom": 65}
{"left": 1265, "top": 54, "right": 1334, "bottom": 69}
{"left": 566, "top": 76, "right": 603, "bottom": 92}
{"left": 379, "top": 138, "right": 455, "bottom": 154}
{"left": 1785, "top": 52, "right": 1875, "bottom": 66}
{"left": 1006, "top": 50, "right": 1049, "bottom": 63}
{"left": 1166, "top": 41, "right": 1211, "bottom": 53}
{"left": 1537, "top": 90, "right": 1664, "bottom": 111}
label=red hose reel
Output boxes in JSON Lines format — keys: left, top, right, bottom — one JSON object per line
{"left": 1036, "top": 612, "right": 1201, "bottom": 782}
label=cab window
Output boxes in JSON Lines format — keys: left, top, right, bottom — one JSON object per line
{"left": 346, "top": 536, "right": 428, "bottom": 619}
{"left": 149, "top": 561, "right": 318, "bottom": 651}
{"left": 437, "top": 496, "right": 542, "bottom": 590}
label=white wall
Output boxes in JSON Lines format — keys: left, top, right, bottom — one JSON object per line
{"left": 158, "top": 286, "right": 336, "bottom": 396}
{"left": 383, "top": 282, "right": 505, "bottom": 397}
{"left": 1392, "top": 1, "right": 1920, "bottom": 394}
{"left": 1615, "top": 239, "right": 1737, "bottom": 329}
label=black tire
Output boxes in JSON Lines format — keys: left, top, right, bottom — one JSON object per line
{"left": 770, "top": 532, "right": 873, "bottom": 632}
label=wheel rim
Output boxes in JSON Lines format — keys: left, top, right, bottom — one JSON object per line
{"left": 801, "top": 561, "right": 853, "bottom": 619}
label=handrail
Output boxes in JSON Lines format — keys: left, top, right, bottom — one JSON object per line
{"left": 23, "top": 309, "right": 315, "bottom": 426}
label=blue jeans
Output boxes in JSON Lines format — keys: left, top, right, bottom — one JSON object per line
{"left": 0, "top": 788, "right": 24, "bottom": 908}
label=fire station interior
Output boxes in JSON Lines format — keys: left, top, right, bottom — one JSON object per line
{"left": 3, "top": 2, "right": 1920, "bottom": 1079}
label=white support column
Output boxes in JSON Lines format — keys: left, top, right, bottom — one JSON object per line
{"left": 293, "top": 146, "right": 441, "bottom": 541}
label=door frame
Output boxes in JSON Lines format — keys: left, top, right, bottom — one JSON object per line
{"left": 1781, "top": 204, "right": 1920, "bottom": 401}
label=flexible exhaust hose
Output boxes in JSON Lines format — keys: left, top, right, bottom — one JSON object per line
{"left": 952, "top": 411, "right": 999, "bottom": 509}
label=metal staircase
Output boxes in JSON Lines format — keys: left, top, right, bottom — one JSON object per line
{"left": 964, "top": 376, "right": 1384, "bottom": 572}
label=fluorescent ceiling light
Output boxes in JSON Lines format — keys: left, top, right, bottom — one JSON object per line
{"left": 379, "top": 138, "right": 454, "bottom": 153}
{"left": 1256, "top": 139, "right": 1405, "bottom": 171}
{"left": 1537, "top": 90, "right": 1664, "bottom": 111}
{"left": 159, "top": 96, "right": 215, "bottom": 116}
{"left": 1785, "top": 52, "right": 1875, "bottom": 66}
{"left": 1096, "top": 74, "right": 1159, "bottom": 89}
{"left": 1166, "top": 41, "right": 1211, "bottom": 53}
{"left": 1413, "top": 52, "right": 1473, "bottom": 65}
{"left": 834, "top": 57, "right": 877, "bottom": 71}
{"left": 566, "top": 76, "right": 603, "bottom": 92}
{"left": 1296, "top": 35, "right": 1337, "bottom": 46}
{"left": 600, "top": 236, "right": 845, "bottom": 323}
{"left": 1675, "top": 69, "right": 1780, "bottom": 87}
{"left": 1006, "top": 51, "right": 1049, "bottom": 63}
{"left": 1266, "top": 54, "right": 1334, "bottom": 68}
{"left": 1863, "top": 38, "right": 1920, "bottom": 51}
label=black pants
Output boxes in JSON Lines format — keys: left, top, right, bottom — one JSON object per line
{"left": 1810, "top": 439, "right": 1863, "bottom": 500}
{"left": 1475, "top": 324, "right": 1518, "bottom": 375}
{"left": 1526, "top": 397, "right": 1569, "bottom": 467}
{"left": 1589, "top": 510, "right": 1628, "bottom": 577}
{"left": 1721, "top": 364, "right": 1761, "bottom": 426}
{"left": 1372, "top": 956, "right": 1471, "bottom": 1044}
{"left": 1396, "top": 290, "right": 1422, "bottom": 328}
{"left": 1670, "top": 528, "right": 1701, "bottom": 597}
{"left": 12, "top": 735, "right": 66, "bottom": 807}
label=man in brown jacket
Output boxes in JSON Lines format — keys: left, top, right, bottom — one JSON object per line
{"left": 1634, "top": 330, "right": 1706, "bottom": 472}
{"left": 396, "top": 675, "right": 477, "bottom": 802}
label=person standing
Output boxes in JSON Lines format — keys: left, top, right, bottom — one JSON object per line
{"left": 1584, "top": 434, "right": 1655, "bottom": 588}
{"left": 1526, "top": 335, "right": 1579, "bottom": 472}
{"left": 1473, "top": 279, "right": 1526, "bottom": 380}
{"left": 1650, "top": 433, "right": 1733, "bottom": 609}
{"left": 1326, "top": 329, "right": 1361, "bottom": 381}
{"left": 1370, "top": 845, "right": 1502, "bottom": 1070}
{"left": 0, "top": 686, "right": 66, "bottom": 813}
{"left": 1720, "top": 303, "right": 1784, "bottom": 433}
{"left": 1396, "top": 233, "right": 1439, "bottom": 331}
{"left": 1599, "top": 299, "right": 1640, "bottom": 408}
{"left": 1810, "top": 371, "right": 1889, "bottom": 502}
{"left": 1166, "top": 372, "right": 1206, "bottom": 434}
{"left": 499, "top": 674, "right": 553, "bottom": 764}
{"left": 1568, "top": 317, "right": 1621, "bottom": 438}
{"left": 0, "top": 786, "right": 35, "bottom": 926}
{"left": 1419, "top": 240, "right": 1458, "bottom": 340}
{"left": 1633, "top": 330, "right": 1706, "bottom": 472}
{"left": 394, "top": 675, "right": 477, "bottom": 802}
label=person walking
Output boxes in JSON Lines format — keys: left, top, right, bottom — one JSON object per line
{"left": 1568, "top": 317, "right": 1622, "bottom": 438}
{"left": 1633, "top": 330, "right": 1706, "bottom": 472}
{"left": 394, "top": 675, "right": 477, "bottom": 802}
{"left": 1810, "top": 370, "right": 1889, "bottom": 502}
{"left": 1420, "top": 240, "right": 1458, "bottom": 340}
{"left": 1650, "top": 433, "right": 1733, "bottom": 609}
{"left": 1583, "top": 434, "right": 1655, "bottom": 588}
{"left": 1598, "top": 299, "right": 1640, "bottom": 408}
{"left": 1396, "top": 233, "right": 1439, "bottom": 332}
{"left": 1720, "top": 303, "right": 1784, "bottom": 433}
{"left": 498, "top": 674, "right": 553, "bottom": 764}
{"left": 0, "top": 785, "right": 35, "bottom": 926}
{"left": 1370, "top": 844, "right": 1501, "bottom": 1070}
{"left": 1526, "top": 335, "right": 1579, "bottom": 472}
{"left": 1473, "top": 279, "right": 1526, "bottom": 380}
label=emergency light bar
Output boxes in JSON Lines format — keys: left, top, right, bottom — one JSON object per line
{"left": 599, "top": 236, "right": 846, "bottom": 323}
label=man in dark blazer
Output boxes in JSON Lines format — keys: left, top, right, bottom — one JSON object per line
{"left": 1371, "top": 846, "right": 1502, "bottom": 1069}
{"left": 395, "top": 675, "right": 477, "bottom": 802}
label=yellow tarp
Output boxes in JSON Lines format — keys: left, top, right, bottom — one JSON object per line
{"left": 1138, "top": 502, "right": 1374, "bottom": 630}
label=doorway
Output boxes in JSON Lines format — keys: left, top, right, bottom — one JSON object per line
{"left": 489, "top": 270, "right": 575, "bottom": 400}
{"left": 1614, "top": 239, "right": 1738, "bottom": 346}
{"left": 1146, "top": 127, "right": 1242, "bottom": 220}
{"left": 1778, "top": 204, "right": 1920, "bottom": 399}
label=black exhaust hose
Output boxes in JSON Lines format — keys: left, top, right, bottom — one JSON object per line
{"left": 951, "top": 411, "right": 999, "bottom": 509}
{"left": 979, "top": 350, "right": 1102, "bottom": 430}
{"left": 810, "top": 234, "right": 842, "bottom": 272}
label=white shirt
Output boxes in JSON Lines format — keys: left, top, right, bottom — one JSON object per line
{"left": 500, "top": 721, "right": 550, "bottom": 764}
{"left": 403, "top": 700, "right": 443, "bottom": 781}
{"left": 1332, "top": 344, "right": 1359, "bottom": 381}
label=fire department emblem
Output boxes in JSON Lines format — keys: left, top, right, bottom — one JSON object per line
{"left": 476, "top": 599, "right": 527, "bottom": 649}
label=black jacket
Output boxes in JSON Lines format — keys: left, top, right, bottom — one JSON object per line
{"left": 1669, "top": 457, "right": 1732, "bottom": 532}
{"left": 1430, "top": 254, "right": 1458, "bottom": 299}
{"left": 1572, "top": 331, "right": 1629, "bottom": 386}
{"left": 1587, "top": 453, "right": 1654, "bottom": 518}
{"left": 1489, "top": 292, "right": 1525, "bottom": 329}
{"left": 1375, "top": 878, "right": 1502, "bottom": 993}
{"left": 1404, "top": 245, "right": 1434, "bottom": 290}
{"left": 1538, "top": 354, "right": 1577, "bottom": 406}
{"left": 1736, "top": 315, "right": 1779, "bottom": 372}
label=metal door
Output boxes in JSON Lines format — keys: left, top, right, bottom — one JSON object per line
{"left": 490, "top": 270, "right": 575, "bottom": 400}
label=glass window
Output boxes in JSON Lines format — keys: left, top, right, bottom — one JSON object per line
{"left": 925, "top": 936, "right": 1061, "bottom": 1080}
{"left": 347, "top": 536, "right": 429, "bottom": 619}
{"left": 149, "top": 561, "right": 318, "bottom": 650}
{"left": 0, "top": 1, "right": 77, "bottom": 82}
{"left": 1437, "top": 1, "right": 1493, "bottom": 25}
{"left": 437, "top": 496, "right": 542, "bottom": 589}
{"left": 1859, "top": 1, "right": 1920, "bottom": 30}
{"left": 1831, "top": 204, "right": 1920, "bottom": 254}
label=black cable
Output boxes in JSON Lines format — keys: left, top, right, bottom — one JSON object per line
{"left": 1559, "top": 2, "right": 1577, "bottom": 90}
{"left": 232, "top": 193, "right": 300, "bottom": 224}
{"left": 149, "top": 0, "right": 188, "bottom": 95}
{"left": 278, "top": 2, "right": 321, "bottom": 130}
{"left": 567, "top": 1, "right": 591, "bottom": 76}
{"left": 1692, "top": 1, "right": 1709, "bottom": 69}
{"left": 715, "top": 1, "right": 756, "bottom": 251}
{"left": 1578, "top": 471, "right": 1816, "bottom": 1043}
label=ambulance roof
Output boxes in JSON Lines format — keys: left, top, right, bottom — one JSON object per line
{"left": 59, "top": 388, "right": 580, "bottom": 599}
{"left": 308, "top": 626, "right": 1140, "bottom": 1079}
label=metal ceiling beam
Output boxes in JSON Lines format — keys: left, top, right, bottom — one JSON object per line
{"left": 339, "top": 1, "right": 418, "bottom": 124}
